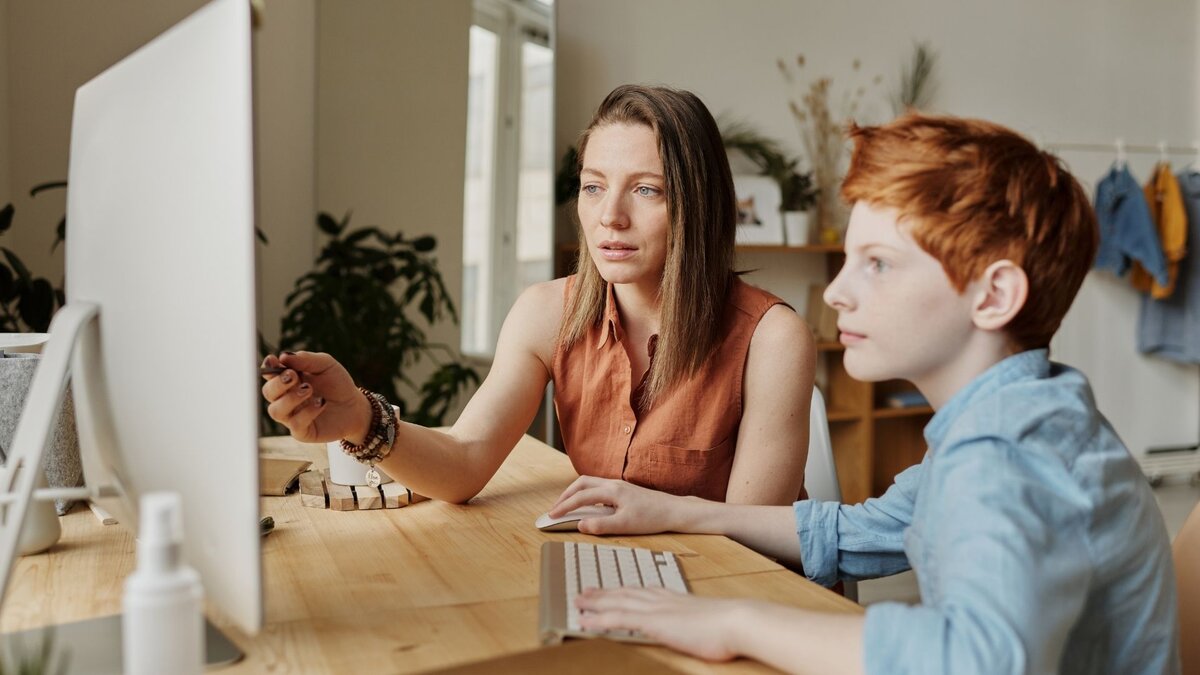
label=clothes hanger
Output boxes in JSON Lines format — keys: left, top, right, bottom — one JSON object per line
{"left": 1158, "top": 140, "right": 1170, "bottom": 167}
{"left": 1115, "top": 137, "right": 1127, "bottom": 170}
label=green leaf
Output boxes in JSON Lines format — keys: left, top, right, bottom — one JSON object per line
{"left": 0, "top": 264, "right": 15, "bottom": 302}
{"left": 18, "top": 278, "right": 54, "bottom": 332}
{"left": 2, "top": 248, "right": 32, "bottom": 284}
{"left": 0, "top": 204, "right": 13, "bottom": 235}
{"left": 51, "top": 216, "right": 66, "bottom": 252}
{"left": 29, "top": 180, "right": 67, "bottom": 197}
{"left": 317, "top": 212, "right": 341, "bottom": 236}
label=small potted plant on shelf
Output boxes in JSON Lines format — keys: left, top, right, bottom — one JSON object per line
{"left": 779, "top": 169, "right": 818, "bottom": 246}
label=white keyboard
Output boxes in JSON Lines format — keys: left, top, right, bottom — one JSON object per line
{"left": 538, "top": 541, "right": 690, "bottom": 645}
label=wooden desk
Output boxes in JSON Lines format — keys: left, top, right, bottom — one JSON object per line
{"left": 2, "top": 435, "right": 860, "bottom": 673}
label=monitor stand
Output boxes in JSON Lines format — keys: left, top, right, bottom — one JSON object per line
{"left": 0, "top": 615, "right": 242, "bottom": 674}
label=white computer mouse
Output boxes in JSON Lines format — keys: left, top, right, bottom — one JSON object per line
{"left": 534, "top": 504, "right": 616, "bottom": 532}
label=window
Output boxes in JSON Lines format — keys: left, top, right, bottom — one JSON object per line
{"left": 462, "top": 0, "right": 554, "bottom": 357}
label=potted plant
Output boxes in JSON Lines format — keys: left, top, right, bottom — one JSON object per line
{"left": 779, "top": 169, "right": 818, "bottom": 246}
{"left": 268, "top": 211, "right": 480, "bottom": 439}
{"left": 720, "top": 122, "right": 817, "bottom": 245}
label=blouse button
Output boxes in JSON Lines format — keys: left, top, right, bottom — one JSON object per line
{"left": 623, "top": 425, "right": 631, "bottom": 434}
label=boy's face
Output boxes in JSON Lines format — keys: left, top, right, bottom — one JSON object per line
{"left": 824, "top": 202, "right": 977, "bottom": 387}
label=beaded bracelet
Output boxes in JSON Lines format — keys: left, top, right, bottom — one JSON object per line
{"left": 339, "top": 387, "right": 397, "bottom": 487}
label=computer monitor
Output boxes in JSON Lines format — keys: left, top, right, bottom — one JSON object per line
{"left": 0, "top": 0, "right": 262, "bottom": 663}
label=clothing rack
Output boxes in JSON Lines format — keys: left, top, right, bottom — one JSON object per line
{"left": 1045, "top": 141, "right": 1200, "bottom": 155}
{"left": 1043, "top": 139, "right": 1200, "bottom": 167}
{"left": 1046, "top": 138, "right": 1200, "bottom": 464}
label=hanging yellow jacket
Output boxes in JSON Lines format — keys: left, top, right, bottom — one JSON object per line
{"left": 1131, "top": 163, "right": 1187, "bottom": 298}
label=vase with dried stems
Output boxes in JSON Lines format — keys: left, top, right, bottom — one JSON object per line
{"left": 778, "top": 55, "right": 880, "bottom": 244}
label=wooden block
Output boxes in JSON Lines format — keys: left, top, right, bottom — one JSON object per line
{"left": 298, "top": 470, "right": 327, "bottom": 509}
{"left": 354, "top": 485, "right": 382, "bottom": 510}
{"left": 88, "top": 501, "right": 118, "bottom": 525}
{"left": 380, "top": 482, "right": 406, "bottom": 509}
{"left": 322, "top": 469, "right": 356, "bottom": 511}
{"left": 409, "top": 491, "right": 429, "bottom": 505}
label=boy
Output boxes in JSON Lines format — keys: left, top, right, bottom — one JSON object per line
{"left": 548, "top": 114, "right": 1180, "bottom": 674}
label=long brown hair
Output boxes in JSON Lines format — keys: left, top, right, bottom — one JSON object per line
{"left": 558, "top": 84, "right": 737, "bottom": 408}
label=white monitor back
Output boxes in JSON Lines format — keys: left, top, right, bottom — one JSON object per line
{"left": 66, "top": 0, "right": 261, "bottom": 633}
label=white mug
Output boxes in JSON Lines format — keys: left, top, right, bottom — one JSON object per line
{"left": 326, "top": 441, "right": 394, "bottom": 487}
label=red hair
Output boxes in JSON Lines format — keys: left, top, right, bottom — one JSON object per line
{"left": 841, "top": 113, "right": 1097, "bottom": 349}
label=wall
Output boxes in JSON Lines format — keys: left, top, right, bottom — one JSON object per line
{"left": 0, "top": 0, "right": 10, "bottom": 208}
{"left": 316, "top": 0, "right": 472, "bottom": 415}
{"left": 556, "top": 0, "right": 1200, "bottom": 457}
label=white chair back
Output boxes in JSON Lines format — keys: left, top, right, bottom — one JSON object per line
{"left": 804, "top": 387, "right": 841, "bottom": 502}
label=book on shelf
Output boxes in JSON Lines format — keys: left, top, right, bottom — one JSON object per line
{"left": 884, "top": 390, "right": 929, "bottom": 409}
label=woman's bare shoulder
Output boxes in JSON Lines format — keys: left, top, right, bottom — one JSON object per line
{"left": 501, "top": 278, "right": 570, "bottom": 361}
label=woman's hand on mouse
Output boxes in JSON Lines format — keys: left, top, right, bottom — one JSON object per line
{"left": 260, "top": 351, "right": 372, "bottom": 444}
{"left": 550, "top": 476, "right": 692, "bottom": 535}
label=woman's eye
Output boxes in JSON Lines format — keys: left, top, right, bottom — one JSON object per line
{"left": 581, "top": 185, "right": 601, "bottom": 196}
{"left": 636, "top": 186, "right": 660, "bottom": 197}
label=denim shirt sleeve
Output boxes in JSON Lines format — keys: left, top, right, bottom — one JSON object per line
{"left": 792, "top": 460, "right": 922, "bottom": 586}
{"left": 861, "top": 438, "right": 1092, "bottom": 675}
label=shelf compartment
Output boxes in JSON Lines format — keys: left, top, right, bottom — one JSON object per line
{"left": 825, "top": 408, "right": 864, "bottom": 423}
{"left": 872, "top": 405, "right": 935, "bottom": 419}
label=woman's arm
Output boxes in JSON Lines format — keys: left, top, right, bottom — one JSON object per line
{"left": 267, "top": 279, "right": 564, "bottom": 504}
{"left": 373, "top": 279, "right": 565, "bottom": 502}
{"left": 726, "top": 304, "right": 816, "bottom": 504}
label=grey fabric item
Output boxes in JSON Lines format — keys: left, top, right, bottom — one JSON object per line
{"left": 0, "top": 353, "right": 83, "bottom": 515}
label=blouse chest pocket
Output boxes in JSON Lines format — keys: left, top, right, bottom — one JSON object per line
{"left": 623, "top": 437, "right": 735, "bottom": 501}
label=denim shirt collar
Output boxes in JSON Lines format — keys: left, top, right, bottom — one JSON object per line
{"left": 923, "top": 349, "right": 1051, "bottom": 449}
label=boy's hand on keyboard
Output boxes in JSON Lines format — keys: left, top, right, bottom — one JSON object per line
{"left": 261, "top": 351, "right": 371, "bottom": 444}
{"left": 550, "top": 476, "right": 681, "bottom": 535}
{"left": 576, "top": 588, "right": 743, "bottom": 662}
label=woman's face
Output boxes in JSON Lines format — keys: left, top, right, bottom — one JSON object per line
{"left": 577, "top": 123, "right": 671, "bottom": 288}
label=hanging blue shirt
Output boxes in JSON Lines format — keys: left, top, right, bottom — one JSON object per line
{"left": 1094, "top": 164, "right": 1169, "bottom": 286}
{"left": 1137, "top": 170, "right": 1200, "bottom": 362}
{"left": 793, "top": 350, "right": 1179, "bottom": 674}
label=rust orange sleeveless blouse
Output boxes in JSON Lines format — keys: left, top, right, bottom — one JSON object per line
{"left": 552, "top": 276, "right": 787, "bottom": 502}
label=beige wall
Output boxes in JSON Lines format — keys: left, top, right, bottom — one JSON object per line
{"left": 316, "top": 0, "right": 472, "bottom": 412}
{"left": 255, "top": 0, "right": 317, "bottom": 346}
{"left": 0, "top": 0, "right": 10, "bottom": 207}
{"left": 555, "top": 0, "right": 1200, "bottom": 456}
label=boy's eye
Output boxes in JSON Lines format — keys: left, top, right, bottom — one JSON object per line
{"left": 868, "top": 257, "right": 888, "bottom": 273}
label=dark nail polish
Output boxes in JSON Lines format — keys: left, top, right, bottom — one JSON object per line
{"left": 281, "top": 371, "right": 294, "bottom": 384}
{"left": 282, "top": 351, "right": 297, "bottom": 356}
{"left": 298, "top": 382, "right": 311, "bottom": 392}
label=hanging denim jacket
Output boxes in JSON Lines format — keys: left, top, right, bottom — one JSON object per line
{"left": 1093, "top": 164, "right": 1169, "bottom": 286}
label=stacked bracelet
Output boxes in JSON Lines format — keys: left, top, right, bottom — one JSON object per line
{"left": 339, "top": 388, "right": 398, "bottom": 487}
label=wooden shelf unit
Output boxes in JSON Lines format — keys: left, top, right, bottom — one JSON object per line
{"left": 551, "top": 241, "right": 932, "bottom": 504}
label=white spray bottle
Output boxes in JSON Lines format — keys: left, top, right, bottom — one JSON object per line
{"left": 122, "top": 491, "right": 204, "bottom": 675}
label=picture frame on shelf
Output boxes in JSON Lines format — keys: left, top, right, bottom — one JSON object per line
{"left": 733, "top": 175, "right": 783, "bottom": 245}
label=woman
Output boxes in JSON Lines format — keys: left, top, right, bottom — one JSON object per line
{"left": 261, "top": 84, "right": 815, "bottom": 505}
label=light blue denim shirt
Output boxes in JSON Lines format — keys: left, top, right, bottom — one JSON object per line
{"left": 1093, "top": 164, "right": 1169, "bottom": 286}
{"left": 794, "top": 350, "right": 1179, "bottom": 674}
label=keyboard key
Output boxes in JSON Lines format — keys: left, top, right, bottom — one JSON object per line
{"left": 634, "top": 548, "right": 662, "bottom": 587}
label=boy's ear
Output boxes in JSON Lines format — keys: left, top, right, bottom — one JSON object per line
{"left": 970, "top": 260, "right": 1028, "bottom": 332}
